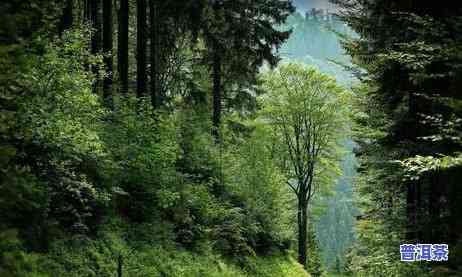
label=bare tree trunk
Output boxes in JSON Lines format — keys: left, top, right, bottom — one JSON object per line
{"left": 212, "top": 45, "right": 222, "bottom": 141}
{"left": 117, "top": 254, "right": 123, "bottom": 277}
{"left": 406, "top": 182, "right": 417, "bottom": 239}
{"left": 91, "top": 0, "right": 102, "bottom": 93}
{"left": 297, "top": 197, "right": 308, "bottom": 268}
{"left": 91, "top": 0, "right": 102, "bottom": 54}
{"left": 83, "top": 0, "right": 91, "bottom": 22}
{"left": 103, "top": 0, "right": 113, "bottom": 105}
{"left": 59, "top": 0, "right": 74, "bottom": 35}
{"left": 149, "top": 0, "right": 161, "bottom": 108}
{"left": 429, "top": 171, "right": 441, "bottom": 242}
{"left": 118, "top": 0, "right": 129, "bottom": 94}
{"left": 416, "top": 180, "right": 422, "bottom": 240}
{"left": 136, "top": 0, "right": 147, "bottom": 97}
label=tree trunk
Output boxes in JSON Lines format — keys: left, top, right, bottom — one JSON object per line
{"left": 149, "top": 0, "right": 161, "bottom": 108}
{"left": 59, "top": 0, "right": 73, "bottom": 35}
{"left": 103, "top": 0, "right": 113, "bottom": 105}
{"left": 136, "top": 0, "right": 147, "bottom": 97}
{"left": 118, "top": 0, "right": 129, "bottom": 94}
{"left": 297, "top": 198, "right": 308, "bottom": 268}
{"left": 117, "top": 254, "right": 123, "bottom": 277}
{"left": 91, "top": 0, "right": 102, "bottom": 54}
{"left": 84, "top": 0, "right": 91, "bottom": 22}
{"left": 406, "top": 182, "right": 417, "bottom": 240}
{"left": 429, "top": 171, "right": 441, "bottom": 242}
{"left": 416, "top": 180, "right": 422, "bottom": 240}
{"left": 211, "top": 46, "right": 222, "bottom": 141}
{"left": 91, "top": 0, "right": 102, "bottom": 93}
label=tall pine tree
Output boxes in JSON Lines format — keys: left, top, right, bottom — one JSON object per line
{"left": 136, "top": 0, "right": 147, "bottom": 97}
{"left": 102, "top": 0, "right": 113, "bottom": 104}
{"left": 118, "top": 0, "right": 129, "bottom": 94}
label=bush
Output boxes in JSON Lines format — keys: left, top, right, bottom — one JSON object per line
{"left": 223, "top": 122, "right": 293, "bottom": 255}
{"left": 102, "top": 97, "right": 180, "bottom": 222}
{"left": 1, "top": 27, "right": 110, "bottom": 248}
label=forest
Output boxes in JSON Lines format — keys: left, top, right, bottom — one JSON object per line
{"left": 0, "top": 0, "right": 461, "bottom": 276}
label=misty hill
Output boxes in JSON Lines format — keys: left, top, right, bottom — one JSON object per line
{"left": 280, "top": 10, "right": 355, "bottom": 84}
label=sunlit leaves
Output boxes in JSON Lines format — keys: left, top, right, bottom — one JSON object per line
{"left": 399, "top": 154, "right": 462, "bottom": 181}
{"left": 19, "top": 26, "right": 106, "bottom": 159}
{"left": 259, "top": 63, "right": 350, "bottom": 200}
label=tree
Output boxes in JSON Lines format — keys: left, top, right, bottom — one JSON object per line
{"left": 211, "top": 40, "right": 222, "bottom": 140}
{"left": 90, "top": 0, "right": 102, "bottom": 53}
{"left": 102, "top": 0, "right": 113, "bottom": 104}
{"left": 335, "top": 0, "right": 462, "bottom": 274}
{"left": 59, "top": 0, "right": 74, "bottom": 35}
{"left": 146, "top": 1, "right": 178, "bottom": 108}
{"left": 118, "top": 0, "right": 129, "bottom": 94}
{"left": 90, "top": 0, "right": 102, "bottom": 93}
{"left": 149, "top": 0, "right": 160, "bottom": 108}
{"left": 136, "top": 0, "right": 147, "bottom": 97}
{"left": 201, "top": 0, "right": 294, "bottom": 141}
{"left": 83, "top": 0, "right": 91, "bottom": 22}
{"left": 306, "top": 224, "right": 323, "bottom": 277}
{"left": 260, "top": 63, "right": 348, "bottom": 267}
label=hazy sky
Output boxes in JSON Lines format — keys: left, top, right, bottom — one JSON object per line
{"left": 292, "top": 0, "right": 338, "bottom": 12}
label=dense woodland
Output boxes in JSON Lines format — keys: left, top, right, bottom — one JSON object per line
{"left": 335, "top": 1, "right": 462, "bottom": 276}
{"left": 0, "top": 0, "right": 461, "bottom": 276}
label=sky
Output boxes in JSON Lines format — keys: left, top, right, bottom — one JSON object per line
{"left": 292, "top": 0, "right": 339, "bottom": 13}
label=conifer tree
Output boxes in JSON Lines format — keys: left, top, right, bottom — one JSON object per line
{"left": 136, "top": 0, "right": 147, "bottom": 97}
{"left": 103, "top": 0, "right": 113, "bottom": 103}
{"left": 118, "top": 0, "right": 129, "bottom": 94}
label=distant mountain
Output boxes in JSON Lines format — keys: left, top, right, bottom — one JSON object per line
{"left": 279, "top": 11, "right": 354, "bottom": 84}
{"left": 292, "top": 0, "right": 339, "bottom": 13}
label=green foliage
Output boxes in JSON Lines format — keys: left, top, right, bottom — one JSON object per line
{"left": 278, "top": 10, "right": 358, "bottom": 271}
{"left": 306, "top": 226, "right": 324, "bottom": 277}
{"left": 0, "top": 27, "right": 109, "bottom": 251}
{"left": 23, "top": 223, "right": 309, "bottom": 277}
{"left": 399, "top": 154, "right": 462, "bottom": 181}
{"left": 103, "top": 97, "right": 180, "bottom": 221}
{"left": 0, "top": 230, "right": 47, "bottom": 277}
{"left": 336, "top": 1, "right": 462, "bottom": 275}
{"left": 242, "top": 253, "right": 310, "bottom": 277}
{"left": 0, "top": 2, "right": 314, "bottom": 276}
{"left": 258, "top": 63, "right": 350, "bottom": 269}
{"left": 346, "top": 82, "right": 412, "bottom": 276}
{"left": 224, "top": 122, "right": 293, "bottom": 253}
{"left": 201, "top": 0, "right": 294, "bottom": 75}
{"left": 260, "top": 63, "right": 349, "bottom": 198}
{"left": 20, "top": 29, "right": 106, "bottom": 158}
{"left": 0, "top": 0, "right": 61, "bottom": 45}
{"left": 345, "top": 219, "right": 429, "bottom": 277}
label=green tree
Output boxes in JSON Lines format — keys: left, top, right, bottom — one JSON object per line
{"left": 260, "top": 63, "right": 348, "bottom": 267}
{"left": 306, "top": 224, "right": 323, "bottom": 277}
{"left": 0, "top": 1, "right": 317, "bottom": 276}
{"left": 336, "top": 0, "right": 462, "bottom": 275}
{"left": 200, "top": 0, "right": 294, "bottom": 140}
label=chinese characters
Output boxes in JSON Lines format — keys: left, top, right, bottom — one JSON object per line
{"left": 400, "top": 244, "right": 449, "bottom": 262}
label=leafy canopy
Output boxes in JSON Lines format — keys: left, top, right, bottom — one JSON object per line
{"left": 259, "top": 63, "right": 349, "bottom": 201}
